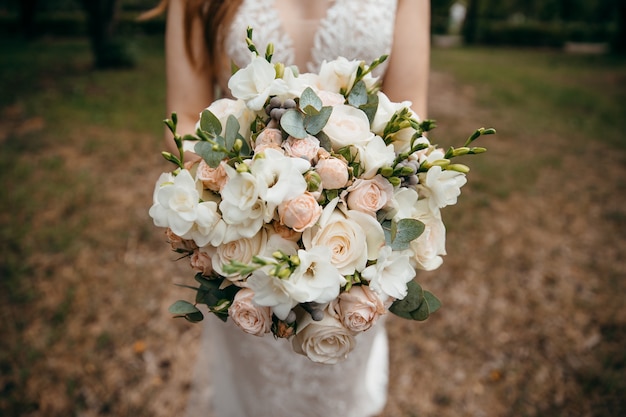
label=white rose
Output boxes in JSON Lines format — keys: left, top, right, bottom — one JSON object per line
{"left": 292, "top": 307, "right": 356, "bottom": 364}
{"left": 228, "top": 54, "right": 288, "bottom": 111}
{"left": 212, "top": 228, "right": 267, "bottom": 282}
{"left": 302, "top": 198, "right": 385, "bottom": 275}
{"left": 355, "top": 135, "right": 396, "bottom": 179}
{"left": 343, "top": 175, "right": 394, "bottom": 217}
{"left": 361, "top": 246, "right": 416, "bottom": 300}
{"left": 228, "top": 288, "right": 272, "bottom": 336}
{"left": 316, "top": 57, "right": 361, "bottom": 93}
{"left": 149, "top": 170, "right": 200, "bottom": 236}
{"left": 316, "top": 90, "right": 346, "bottom": 107}
{"left": 408, "top": 199, "right": 447, "bottom": 271}
{"left": 323, "top": 104, "right": 374, "bottom": 151}
{"left": 331, "top": 285, "right": 385, "bottom": 333}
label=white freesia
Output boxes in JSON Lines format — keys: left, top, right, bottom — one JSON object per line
{"left": 250, "top": 148, "right": 310, "bottom": 215}
{"left": 371, "top": 92, "right": 411, "bottom": 135}
{"left": 289, "top": 246, "right": 346, "bottom": 304}
{"left": 316, "top": 57, "right": 361, "bottom": 93}
{"left": 361, "top": 246, "right": 416, "bottom": 300}
{"left": 302, "top": 198, "right": 385, "bottom": 275}
{"left": 149, "top": 170, "right": 201, "bottom": 236}
{"left": 247, "top": 269, "right": 308, "bottom": 320}
{"left": 323, "top": 104, "right": 374, "bottom": 151}
{"left": 422, "top": 165, "right": 467, "bottom": 211}
{"left": 182, "top": 200, "right": 227, "bottom": 247}
{"left": 228, "top": 54, "right": 288, "bottom": 111}
{"left": 355, "top": 135, "right": 395, "bottom": 179}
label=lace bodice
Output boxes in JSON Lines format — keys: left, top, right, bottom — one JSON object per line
{"left": 225, "top": 0, "right": 397, "bottom": 75}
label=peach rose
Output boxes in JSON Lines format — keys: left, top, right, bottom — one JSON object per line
{"left": 344, "top": 175, "right": 394, "bottom": 217}
{"left": 190, "top": 248, "right": 214, "bottom": 276}
{"left": 271, "top": 221, "right": 302, "bottom": 242}
{"left": 282, "top": 135, "right": 320, "bottom": 163}
{"left": 315, "top": 157, "right": 349, "bottom": 189}
{"left": 166, "top": 228, "right": 197, "bottom": 252}
{"left": 331, "top": 286, "right": 385, "bottom": 332}
{"left": 196, "top": 160, "right": 228, "bottom": 192}
{"left": 278, "top": 192, "right": 323, "bottom": 232}
{"left": 228, "top": 288, "right": 272, "bottom": 336}
{"left": 254, "top": 127, "right": 283, "bottom": 148}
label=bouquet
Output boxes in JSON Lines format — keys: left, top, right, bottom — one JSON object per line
{"left": 149, "top": 30, "right": 494, "bottom": 364}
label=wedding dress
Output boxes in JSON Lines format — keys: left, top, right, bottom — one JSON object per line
{"left": 191, "top": 1, "right": 399, "bottom": 416}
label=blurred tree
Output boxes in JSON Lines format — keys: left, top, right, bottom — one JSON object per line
{"left": 461, "top": 0, "right": 480, "bottom": 44}
{"left": 77, "top": 0, "right": 134, "bottom": 68}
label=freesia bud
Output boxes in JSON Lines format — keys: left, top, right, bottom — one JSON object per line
{"left": 447, "top": 164, "right": 470, "bottom": 173}
{"left": 380, "top": 166, "right": 394, "bottom": 177}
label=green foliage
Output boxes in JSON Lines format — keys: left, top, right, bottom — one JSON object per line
{"left": 280, "top": 87, "right": 333, "bottom": 139}
{"left": 383, "top": 219, "right": 426, "bottom": 251}
{"left": 389, "top": 281, "right": 441, "bottom": 321}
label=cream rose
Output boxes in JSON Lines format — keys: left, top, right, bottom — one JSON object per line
{"left": 190, "top": 247, "right": 214, "bottom": 276}
{"left": 322, "top": 104, "right": 374, "bottom": 151}
{"left": 212, "top": 229, "right": 267, "bottom": 282}
{"left": 331, "top": 286, "right": 385, "bottom": 332}
{"left": 314, "top": 157, "right": 349, "bottom": 189}
{"left": 292, "top": 307, "right": 356, "bottom": 364}
{"left": 344, "top": 175, "right": 394, "bottom": 217}
{"left": 278, "top": 192, "right": 323, "bottom": 232}
{"left": 228, "top": 288, "right": 272, "bottom": 336}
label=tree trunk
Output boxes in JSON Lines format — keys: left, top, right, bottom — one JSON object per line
{"left": 77, "top": 0, "right": 133, "bottom": 68}
{"left": 462, "top": 0, "right": 481, "bottom": 45}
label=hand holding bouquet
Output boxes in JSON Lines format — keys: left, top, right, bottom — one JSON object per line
{"left": 149, "top": 30, "right": 494, "bottom": 364}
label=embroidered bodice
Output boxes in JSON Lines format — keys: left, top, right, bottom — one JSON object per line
{"left": 225, "top": 0, "right": 398, "bottom": 75}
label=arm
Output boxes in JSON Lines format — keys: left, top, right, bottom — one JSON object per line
{"left": 165, "top": 0, "right": 214, "bottom": 154}
{"left": 382, "top": 0, "right": 430, "bottom": 119}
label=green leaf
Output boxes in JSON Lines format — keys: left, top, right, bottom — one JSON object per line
{"left": 390, "top": 218, "right": 425, "bottom": 251}
{"left": 194, "top": 139, "right": 226, "bottom": 168}
{"left": 316, "top": 131, "right": 332, "bottom": 152}
{"left": 423, "top": 290, "right": 442, "bottom": 314}
{"left": 304, "top": 106, "right": 332, "bottom": 135}
{"left": 199, "top": 109, "right": 222, "bottom": 137}
{"left": 184, "top": 311, "right": 205, "bottom": 323}
{"left": 347, "top": 80, "right": 368, "bottom": 108}
{"left": 389, "top": 281, "right": 424, "bottom": 320}
{"left": 300, "top": 87, "right": 323, "bottom": 112}
{"left": 360, "top": 93, "right": 379, "bottom": 125}
{"left": 280, "top": 109, "right": 307, "bottom": 139}
{"left": 224, "top": 115, "right": 240, "bottom": 149}
{"left": 169, "top": 300, "right": 201, "bottom": 316}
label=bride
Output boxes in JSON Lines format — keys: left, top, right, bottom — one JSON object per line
{"left": 154, "top": 1, "right": 430, "bottom": 415}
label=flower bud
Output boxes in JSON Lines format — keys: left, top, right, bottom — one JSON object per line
{"left": 447, "top": 163, "right": 470, "bottom": 173}
{"left": 388, "top": 176, "right": 402, "bottom": 187}
{"left": 453, "top": 147, "right": 470, "bottom": 156}
{"left": 379, "top": 166, "right": 394, "bottom": 177}
{"left": 304, "top": 170, "right": 322, "bottom": 192}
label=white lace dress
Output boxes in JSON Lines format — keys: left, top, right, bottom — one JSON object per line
{"left": 196, "top": 1, "right": 398, "bottom": 416}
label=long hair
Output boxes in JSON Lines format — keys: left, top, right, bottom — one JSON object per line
{"left": 141, "top": 0, "right": 243, "bottom": 77}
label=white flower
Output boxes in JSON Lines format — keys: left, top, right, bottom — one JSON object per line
{"left": 302, "top": 198, "right": 385, "bottom": 275}
{"left": 219, "top": 164, "right": 265, "bottom": 241}
{"left": 212, "top": 229, "right": 267, "bottom": 282}
{"left": 182, "top": 200, "right": 227, "bottom": 247}
{"left": 355, "top": 135, "right": 395, "bottom": 179}
{"left": 228, "top": 54, "right": 288, "bottom": 111}
{"left": 247, "top": 270, "right": 307, "bottom": 320}
{"left": 371, "top": 92, "right": 412, "bottom": 135}
{"left": 361, "top": 246, "right": 416, "bottom": 300}
{"left": 317, "top": 57, "right": 361, "bottom": 93}
{"left": 322, "top": 104, "right": 374, "bottom": 151}
{"left": 250, "top": 148, "right": 310, "bottom": 214}
{"left": 422, "top": 165, "right": 467, "bottom": 211}
{"left": 149, "top": 170, "right": 201, "bottom": 236}
{"left": 289, "top": 246, "right": 346, "bottom": 304}
{"left": 292, "top": 306, "right": 356, "bottom": 364}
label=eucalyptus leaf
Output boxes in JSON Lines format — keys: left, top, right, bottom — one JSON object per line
{"left": 300, "top": 87, "right": 323, "bottom": 112}
{"left": 199, "top": 109, "right": 222, "bottom": 137}
{"left": 423, "top": 290, "right": 442, "bottom": 314}
{"left": 410, "top": 299, "right": 431, "bottom": 321}
{"left": 195, "top": 140, "right": 226, "bottom": 168}
{"left": 388, "top": 281, "right": 424, "bottom": 319}
{"left": 169, "top": 300, "right": 200, "bottom": 315}
{"left": 360, "top": 93, "right": 379, "bottom": 125}
{"left": 390, "top": 218, "right": 425, "bottom": 251}
{"left": 304, "top": 106, "right": 332, "bottom": 135}
{"left": 184, "top": 311, "right": 205, "bottom": 323}
{"left": 224, "top": 115, "right": 240, "bottom": 149}
{"left": 316, "top": 131, "right": 332, "bottom": 152}
{"left": 347, "top": 80, "right": 368, "bottom": 107}
{"left": 280, "top": 109, "right": 307, "bottom": 139}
